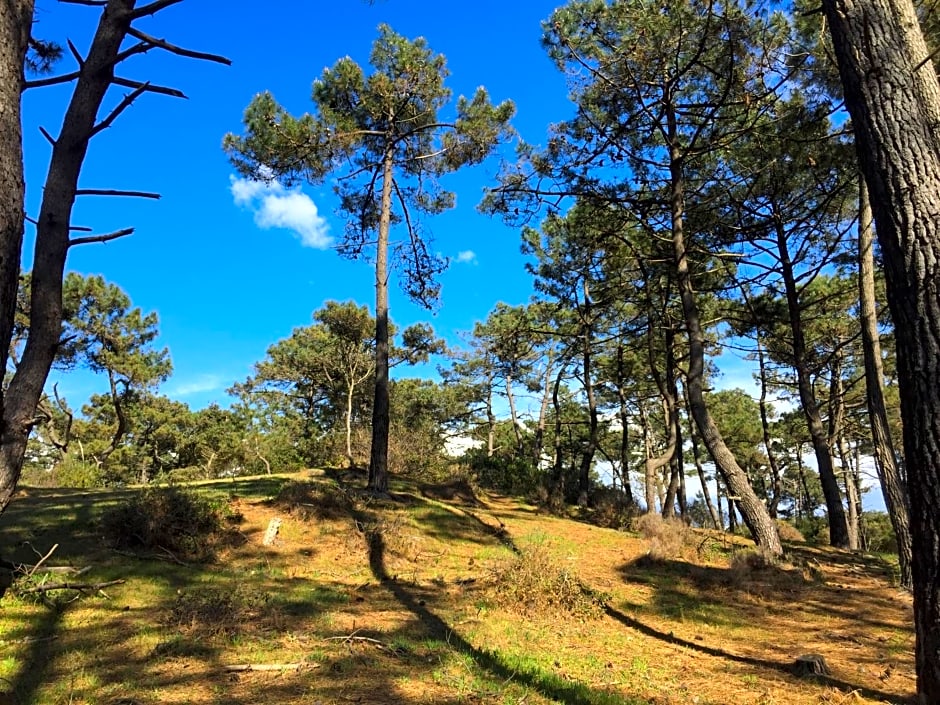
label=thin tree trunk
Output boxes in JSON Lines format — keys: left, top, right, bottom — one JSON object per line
{"left": 345, "top": 384, "right": 355, "bottom": 467}
{"left": 773, "top": 216, "right": 850, "bottom": 547}
{"left": 685, "top": 386, "right": 720, "bottom": 529}
{"left": 577, "top": 292, "right": 598, "bottom": 507}
{"left": 533, "top": 350, "right": 555, "bottom": 471}
{"left": 754, "top": 334, "right": 783, "bottom": 517}
{"left": 368, "top": 143, "right": 394, "bottom": 493}
{"left": 667, "top": 125, "right": 781, "bottom": 554}
{"left": 828, "top": 346, "right": 860, "bottom": 549}
{"left": 857, "top": 176, "right": 913, "bottom": 589}
{"left": 505, "top": 376, "right": 524, "bottom": 453}
{"left": 614, "top": 343, "right": 634, "bottom": 505}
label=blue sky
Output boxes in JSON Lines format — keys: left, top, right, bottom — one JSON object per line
{"left": 23, "top": 0, "right": 571, "bottom": 409}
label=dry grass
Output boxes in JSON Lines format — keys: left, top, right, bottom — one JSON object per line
{"left": 486, "top": 538, "right": 605, "bottom": 618}
{"left": 635, "top": 512, "right": 694, "bottom": 559}
{"left": 0, "top": 472, "right": 916, "bottom": 705}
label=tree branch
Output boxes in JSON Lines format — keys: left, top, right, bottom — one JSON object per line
{"left": 38, "top": 126, "right": 56, "bottom": 147}
{"left": 75, "top": 189, "right": 161, "bottom": 200}
{"left": 69, "top": 227, "right": 134, "bottom": 248}
{"left": 128, "top": 0, "right": 184, "bottom": 20}
{"left": 23, "top": 71, "right": 81, "bottom": 90}
{"left": 89, "top": 82, "right": 149, "bottom": 138}
{"left": 113, "top": 76, "right": 186, "bottom": 99}
{"left": 126, "top": 27, "right": 231, "bottom": 66}
{"left": 66, "top": 39, "right": 84, "bottom": 67}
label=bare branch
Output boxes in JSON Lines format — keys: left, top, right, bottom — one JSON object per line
{"left": 126, "top": 27, "right": 231, "bottom": 66}
{"left": 75, "top": 189, "right": 161, "bottom": 199}
{"left": 23, "top": 70, "right": 81, "bottom": 89}
{"left": 89, "top": 82, "right": 149, "bottom": 137}
{"left": 38, "top": 126, "right": 56, "bottom": 147}
{"left": 68, "top": 227, "right": 134, "bottom": 248}
{"left": 128, "top": 0, "right": 184, "bottom": 19}
{"left": 113, "top": 76, "right": 186, "bottom": 99}
{"left": 66, "top": 39, "right": 84, "bottom": 67}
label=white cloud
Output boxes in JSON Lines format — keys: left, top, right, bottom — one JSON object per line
{"left": 455, "top": 249, "right": 478, "bottom": 265}
{"left": 170, "top": 374, "right": 224, "bottom": 397}
{"left": 230, "top": 175, "right": 332, "bottom": 249}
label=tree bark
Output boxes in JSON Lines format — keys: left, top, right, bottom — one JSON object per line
{"left": 857, "top": 175, "right": 913, "bottom": 589}
{"left": 0, "top": 0, "right": 32, "bottom": 378}
{"left": 368, "top": 143, "right": 394, "bottom": 493}
{"left": 1, "top": 0, "right": 138, "bottom": 512}
{"left": 821, "top": 0, "right": 940, "bottom": 696}
{"left": 667, "top": 127, "right": 781, "bottom": 554}
{"left": 772, "top": 216, "right": 851, "bottom": 547}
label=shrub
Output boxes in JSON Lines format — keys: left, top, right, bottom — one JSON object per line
{"left": 273, "top": 480, "right": 354, "bottom": 520}
{"left": 775, "top": 520, "right": 806, "bottom": 543}
{"left": 99, "top": 486, "right": 228, "bottom": 562}
{"left": 590, "top": 487, "right": 639, "bottom": 530}
{"left": 487, "top": 539, "right": 604, "bottom": 618}
{"left": 52, "top": 457, "right": 101, "bottom": 488}
{"left": 635, "top": 513, "right": 693, "bottom": 559}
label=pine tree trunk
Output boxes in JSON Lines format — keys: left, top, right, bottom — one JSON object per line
{"left": 368, "top": 144, "right": 394, "bottom": 493}
{"left": 667, "top": 130, "right": 781, "bottom": 554}
{"left": 857, "top": 176, "right": 913, "bottom": 590}
{"left": 822, "top": 0, "right": 940, "bottom": 696}
{"left": 1, "top": 0, "right": 137, "bottom": 512}
{"left": 773, "top": 216, "right": 850, "bottom": 547}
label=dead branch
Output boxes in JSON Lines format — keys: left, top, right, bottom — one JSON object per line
{"left": 66, "top": 39, "right": 84, "bottom": 67}
{"left": 325, "top": 631, "right": 396, "bottom": 653}
{"left": 23, "top": 71, "right": 81, "bottom": 90}
{"left": 75, "top": 189, "right": 160, "bottom": 200}
{"left": 222, "top": 663, "right": 311, "bottom": 673}
{"left": 20, "top": 578, "right": 124, "bottom": 594}
{"left": 38, "top": 126, "right": 56, "bottom": 146}
{"left": 69, "top": 227, "right": 134, "bottom": 248}
{"left": 89, "top": 82, "right": 149, "bottom": 138}
{"left": 27, "top": 543, "right": 58, "bottom": 578}
{"left": 129, "top": 0, "right": 184, "bottom": 20}
{"left": 127, "top": 27, "right": 231, "bottom": 65}
{"left": 112, "top": 76, "right": 186, "bottom": 99}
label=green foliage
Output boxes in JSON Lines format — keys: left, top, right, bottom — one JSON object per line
{"left": 50, "top": 456, "right": 100, "bottom": 488}
{"left": 861, "top": 511, "right": 899, "bottom": 554}
{"left": 99, "top": 486, "right": 229, "bottom": 562}
{"left": 224, "top": 25, "right": 514, "bottom": 308}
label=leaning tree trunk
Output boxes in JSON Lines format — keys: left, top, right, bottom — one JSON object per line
{"left": 0, "top": 1, "right": 33, "bottom": 511}
{"left": 822, "top": 0, "right": 940, "bottom": 696}
{"left": 773, "top": 215, "right": 851, "bottom": 547}
{"left": 667, "top": 130, "right": 781, "bottom": 554}
{"left": 1, "top": 0, "right": 141, "bottom": 513}
{"left": 858, "top": 176, "right": 913, "bottom": 589}
{"left": 368, "top": 143, "right": 395, "bottom": 493}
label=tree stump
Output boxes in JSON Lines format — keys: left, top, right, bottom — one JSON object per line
{"left": 792, "top": 654, "right": 831, "bottom": 677}
{"left": 262, "top": 517, "right": 282, "bottom": 546}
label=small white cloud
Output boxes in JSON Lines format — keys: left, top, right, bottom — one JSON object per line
{"left": 170, "top": 374, "right": 224, "bottom": 397}
{"left": 455, "top": 250, "right": 478, "bottom": 265}
{"left": 230, "top": 175, "right": 332, "bottom": 249}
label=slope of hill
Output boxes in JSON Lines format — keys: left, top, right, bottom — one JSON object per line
{"left": 0, "top": 472, "right": 915, "bottom": 704}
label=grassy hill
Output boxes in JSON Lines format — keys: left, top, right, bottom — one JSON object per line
{"left": 0, "top": 471, "right": 915, "bottom": 704}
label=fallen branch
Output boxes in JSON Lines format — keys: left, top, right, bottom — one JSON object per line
{"left": 222, "top": 663, "right": 311, "bottom": 673}
{"left": 20, "top": 579, "right": 124, "bottom": 595}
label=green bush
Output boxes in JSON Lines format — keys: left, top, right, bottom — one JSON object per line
{"left": 52, "top": 457, "right": 101, "bottom": 488}
{"left": 99, "top": 486, "right": 228, "bottom": 562}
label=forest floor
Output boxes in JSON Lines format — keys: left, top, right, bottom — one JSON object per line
{"left": 0, "top": 470, "right": 915, "bottom": 705}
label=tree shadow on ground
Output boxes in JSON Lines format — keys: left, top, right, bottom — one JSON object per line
{"left": 615, "top": 554, "right": 913, "bottom": 704}
{"left": 350, "top": 502, "right": 647, "bottom": 705}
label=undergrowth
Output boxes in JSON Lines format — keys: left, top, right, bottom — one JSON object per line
{"left": 99, "top": 485, "right": 232, "bottom": 562}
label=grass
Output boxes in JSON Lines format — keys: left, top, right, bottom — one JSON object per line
{"left": 0, "top": 470, "right": 918, "bottom": 705}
